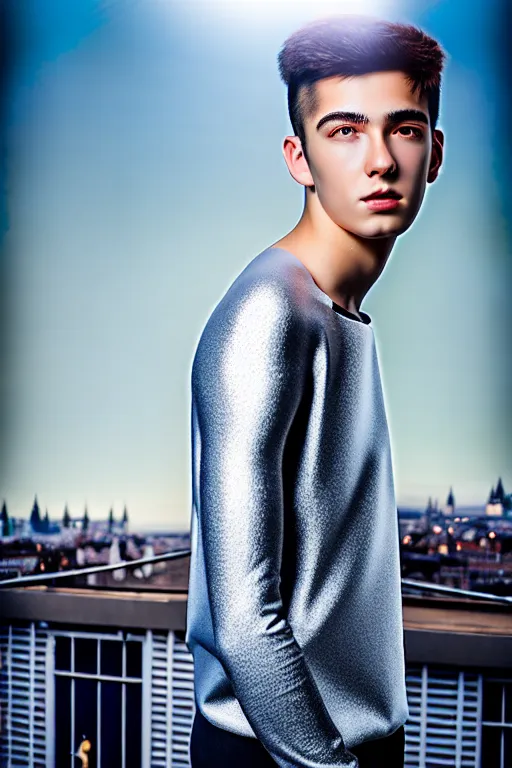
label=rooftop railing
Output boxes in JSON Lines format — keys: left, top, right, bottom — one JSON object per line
{"left": 0, "top": 548, "right": 511, "bottom": 604}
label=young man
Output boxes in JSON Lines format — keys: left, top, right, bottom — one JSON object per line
{"left": 186, "top": 15, "right": 445, "bottom": 768}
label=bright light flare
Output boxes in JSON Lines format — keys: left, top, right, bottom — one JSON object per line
{"left": 190, "top": 0, "right": 398, "bottom": 28}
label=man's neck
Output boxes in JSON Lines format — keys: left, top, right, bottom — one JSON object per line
{"left": 271, "top": 203, "right": 396, "bottom": 319}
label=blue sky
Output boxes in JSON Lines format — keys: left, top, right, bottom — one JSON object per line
{"left": 1, "top": 0, "right": 511, "bottom": 529}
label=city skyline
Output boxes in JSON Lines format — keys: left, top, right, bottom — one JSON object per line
{"left": 3, "top": 474, "right": 511, "bottom": 534}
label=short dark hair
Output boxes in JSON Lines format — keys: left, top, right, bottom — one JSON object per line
{"left": 277, "top": 15, "right": 446, "bottom": 161}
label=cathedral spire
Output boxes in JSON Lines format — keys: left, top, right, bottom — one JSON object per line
{"left": 30, "top": 496, "right": 42, "bottom": 532}
{"left": 62, "top": 505, "right": 71, "bottom": 528}
{"left": 83, "top": 506, "right": 90, "bottom": 533}
{"left": 1, "top": 501, "right": 9, "bottom": 536}
{"left": 495, "top": 477, "right": 505, "bottom": 502}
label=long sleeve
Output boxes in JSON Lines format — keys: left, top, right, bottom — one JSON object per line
{"left": 192, "top": 280, "right": 359, "bottom": 768}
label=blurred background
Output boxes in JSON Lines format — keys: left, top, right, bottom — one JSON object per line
{"left": 1, "top": 3, "right": 512, "bottom": 768}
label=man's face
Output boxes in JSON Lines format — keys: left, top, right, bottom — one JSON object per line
{"left": 296, "top": 70, "right": 443, "bottom": 238}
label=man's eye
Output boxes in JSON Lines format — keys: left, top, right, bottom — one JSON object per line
{"left": 331, "top": 126, "right": 355, "bottom": 137}
{"left": 397, "top": 126, "right": 423, "bottom": 139}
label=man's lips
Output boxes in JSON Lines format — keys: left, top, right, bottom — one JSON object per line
{"left": 361, "top": 188, "right": 402, "bottom": 212}
{"left": 361, "top": 188, "right": 402, "bottom": 201}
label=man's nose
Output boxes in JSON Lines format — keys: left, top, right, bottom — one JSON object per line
{"left": 364, "top": 136, "right": 397, "bottom": 177}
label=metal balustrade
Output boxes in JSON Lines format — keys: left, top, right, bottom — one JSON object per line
{"left": 0, "top": 548, "right": 511, "bottom": 604}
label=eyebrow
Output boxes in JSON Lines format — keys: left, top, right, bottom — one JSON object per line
{"left": 316, "top": 109, "right": 429, "bottom": 131}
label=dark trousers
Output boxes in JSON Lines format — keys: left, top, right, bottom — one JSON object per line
{"left": 190, "top": 706, "right": 405, "bottom": 768}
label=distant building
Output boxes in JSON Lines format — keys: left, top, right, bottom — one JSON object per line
{"left": 0, "top": 501, "right": 13, "bottom": 537}
{"left": 444, "top": 486, "right": 455, "bottom": 517}
{"left": 62, "top": 505, "right": 71, "bottom": 528}
{"left": 82, "top": 506, "right": 90, "bottom": 533}
{"left": 29, "top": 496, "right": 43, "bottom": 533}
{"left": 486, "top": 477, "right": 507, "bottom": 517}
{"left": 424, "top": 497, "right": 433, "bottom": 530}
{"left": 122, "top": 505, "right": 129, "bottom": 534}
{"left": 109, "top": 536, "right": 126, "bottom": 582}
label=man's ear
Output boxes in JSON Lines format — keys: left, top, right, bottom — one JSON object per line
{"left": 282, "top": 135, "right": 315, "bottom": 187}
{"left": 427, "top": 128, "right": 444, "bottom": 183}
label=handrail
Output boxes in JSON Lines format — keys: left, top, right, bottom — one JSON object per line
{"left": 0, "top": 548, "right": 191, "bottom": 588}
{"left": 401, "top": 577, "right": 512, "bottom": 605}
{"left": 0, "top": 549, "right": 510, "bottom": 605}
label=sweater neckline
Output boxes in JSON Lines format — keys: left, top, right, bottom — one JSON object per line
{"left": 267, "top": 246, "right": 373, "bottom": 327}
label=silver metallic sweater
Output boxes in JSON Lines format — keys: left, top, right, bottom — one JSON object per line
{"left": 185, "top": 246, "right": 409, "bottom": 767}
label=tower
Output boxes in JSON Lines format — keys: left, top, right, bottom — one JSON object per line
{"left": 29, "top": 496, "right": 42, "bottom": 533}
{"left": 0, "top": 501, "right": 9, "bottom": 537}
{"left": 445, "top": 487, "right": 455, "bottom": 517}
{"left": 62, "top": 505, "right": 71, "bottom": 528}
{"left": 121, "top": 506, "right": 129, "bottom": 534}
{"left": 495, "top": 477, "right": 505, "bottom": 502}
{"left": 425, "top": 496, "right": 433, "bottom": 529}
{"left": 486, "top": 479, "right": 504, "bottom": 517}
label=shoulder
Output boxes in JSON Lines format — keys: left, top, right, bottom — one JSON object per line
{"left": 211, "top": 246, "right": 316, "bottom": 327}
{"left": 192, "top": 248, "right": 318, "bottom": 381}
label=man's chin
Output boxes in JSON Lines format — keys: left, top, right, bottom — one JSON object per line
{"left": 349, "top": 217, "right": 412, "bottom": 239}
